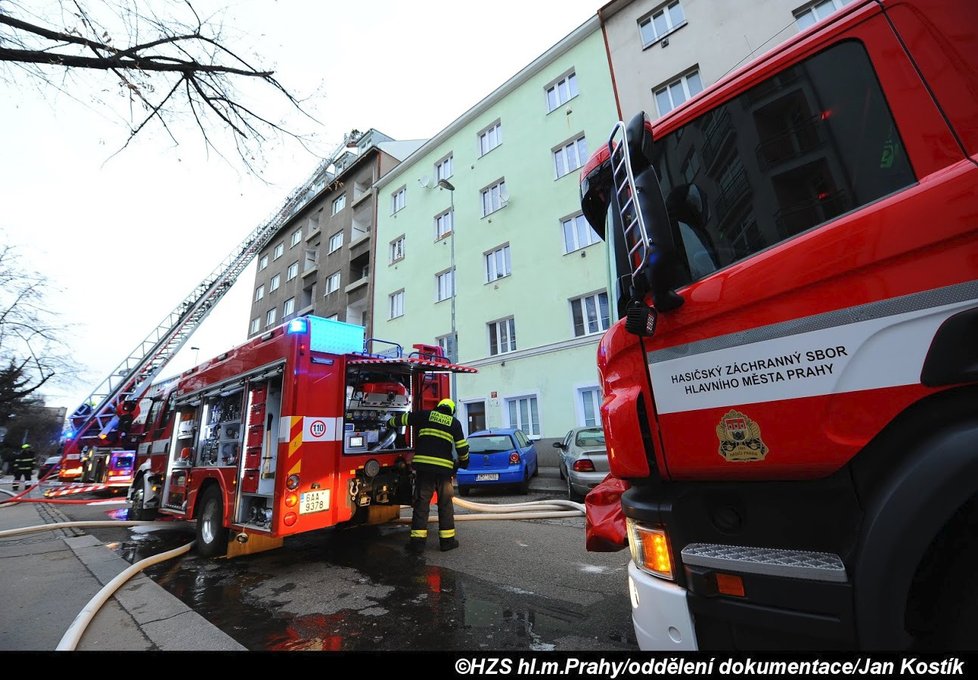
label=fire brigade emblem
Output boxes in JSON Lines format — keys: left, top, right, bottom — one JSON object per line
{"left": 716, "top": 410, "right": 768, "bottom": 462}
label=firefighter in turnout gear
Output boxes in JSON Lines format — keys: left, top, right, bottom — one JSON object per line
{"left": 12, "top": 444, "right": 35, "bottom": 491}
{"left": 388, "top": 398, "right": 469, "bottom": 553}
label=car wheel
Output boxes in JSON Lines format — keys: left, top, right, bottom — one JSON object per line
{"left": 195, "top": 486, "right": 228, "bottom": 558}
{"left": 532, "top": 460, "right": 539, "bottom": 477}
{"left": 459, "top": 486, "right": 471, "bottom": 497}
{"left": 559, "top": 462, "right": 566, "bottom": 481}
{"left": 519, "top": 470, "right": 530, "bottom": 495}
{"left": 129, "top": 480, "right": 156, "bottom": 521}
{"left": 567, "top": 475, "right": 583, "bottom": 502}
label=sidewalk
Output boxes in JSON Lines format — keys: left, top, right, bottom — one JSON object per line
{"left": 0, "top": 481, "right": 244, "bottom": 652}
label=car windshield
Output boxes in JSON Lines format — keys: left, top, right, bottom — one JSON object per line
{"left": 575, "top": 429, "right": 605, "bottom": 447}
{"left": 468, "top": 436, "right": 514, "bottom": 453}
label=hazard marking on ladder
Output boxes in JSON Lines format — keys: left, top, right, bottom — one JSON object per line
{"left": 43, "top": 483, "right": 110, "bottom": 498}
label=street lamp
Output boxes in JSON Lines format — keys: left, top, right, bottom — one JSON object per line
{"left": 437, "top": 179, "right": 457, "bottom": 400}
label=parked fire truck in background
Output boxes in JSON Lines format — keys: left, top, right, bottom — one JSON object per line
{"left": 580, "top": 0, "right": 977, "bottom": 650}
{"left": 127, "top": 315, "right": 475, "bottom": 557}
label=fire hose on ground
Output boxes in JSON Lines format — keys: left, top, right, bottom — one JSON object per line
{"left": 0, "top": 482, "right": 586, "bottom": 650}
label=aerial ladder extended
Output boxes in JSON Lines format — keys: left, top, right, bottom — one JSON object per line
{"left": 59, "top": 156, "right": 341, "bottom": 481}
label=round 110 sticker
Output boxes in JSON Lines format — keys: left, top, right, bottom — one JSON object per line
{"left": 310, "top": 420, "right": 327, "bottom": 437}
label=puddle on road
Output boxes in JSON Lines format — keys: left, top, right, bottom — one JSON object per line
{"left": 133, "top": 527, "right": 635, "bottom": 652}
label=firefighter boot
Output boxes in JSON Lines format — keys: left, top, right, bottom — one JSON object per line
{"left": 440, "top": 537, "right": 460, "bottom": 552}
{"left": 405, "top": 537, "right": 426, "bottom": 554}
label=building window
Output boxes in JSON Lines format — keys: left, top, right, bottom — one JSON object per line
{"left": 571, "top": 292, "right": 611, "bottom": 337}
{"left": 479, "top": 121, "right": 502, "bottom": 157}
{"left": 391, "top": 186, "right": 406, "bottom": 214}
{"left": 273, "top": 242, "right": 284, "bottom": 260}
{"left": 332, "top": 194, "right": 346, "bottom": 215}
{"left": 435, "top": 209, "right": 454, "bottom": 240}
{"left": 579, "top": 387, "right": 602, "bottom": 427}
{"left": 250, "top": 318, "right": 260, "bottom": 334}
{"left": 436, "top": 334, "right": 453, "bottom": 357}
{"left": 308, "top": 208, "right": 323, "bottom": 235}
{"left": 265, "top": 308, "right": 277, "bottom": 328}
{"left": 545, "top": 71, "right": 578, "bottom": 112}
{"left": 436, "top": 269, "right": 455, "bottom": 302}
{"left": 639, "top": 1, "right": 686, "bottom": 47}
{"left": 258, "top": 255, "right": 268, "bottom": 271}
{"left": 290, "top": 228, "right": 302, "bottom": 247}
{"left": 488, "top": 317, "right": 516, "bottom": 356}
{"left": 794, "top": 0, "right": 853, "bottom": 29}
{"left": 481, "top": 179, "right": 507, "bottom": 217}
{"left": 287, "top": 261, "right": 298, "bottom": 281}
{"left": 485, "top": 244, "right": 511, "bottom": 281}
{"left": 254, "top": 285, "right": 264, "bottom": 302}
{"left": 325, "top": 271, "right": 341, "bottom": 294}
{"left": 507, "top": 395, "right": 540, "bottom": 437}
{"left": 269, "top": 274, "right": 281, "bottom": 292}
{"left": 562, "top": 213, "right": 601, "bottom": 253}
{"left": 654, "top": 69, "right": 703, "bottom": 116}
{"left": 553, "top": 135, "right": 588, "bottom": 179}
{"left": 283, "top": 297, "right": 295, "bottom": 317}
{"left": 389, "top": 290, "right": 405, "bottom": 319}
{"left": 328, "top": 231, "right": 343, "bottom": 253}
{"left": 435, "top": 154, "right": 453, "bottom": 182}
{"left": 390, "top": 236, "right": 405, "bottom": 264}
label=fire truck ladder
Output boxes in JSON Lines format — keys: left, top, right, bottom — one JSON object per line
{"left": 67, "top": 160, "right": 338, "bottom": 445}
{"left": 608, "top": 120, "right": 651, "bottom": 286}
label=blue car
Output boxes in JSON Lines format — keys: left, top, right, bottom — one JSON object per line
{"left": 456, "top": 428, "right": 539, "bottom": 495}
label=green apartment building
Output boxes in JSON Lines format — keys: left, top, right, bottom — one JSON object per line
{"left": 373, "top": 15, "right": 618, "bottom": 453}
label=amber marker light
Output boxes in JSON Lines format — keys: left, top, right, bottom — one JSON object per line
{"left": 626, "top": 519, "right": 674, "bottom": 580}
{"left": 285, "top": 493, "right": 298, "bottom": 507}
{"left": 715, "top": 573, "right": 745, "bottom": 597}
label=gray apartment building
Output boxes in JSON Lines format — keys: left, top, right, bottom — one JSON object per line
{"left": 246, "top": 129, "right": 425, "bottom": 339}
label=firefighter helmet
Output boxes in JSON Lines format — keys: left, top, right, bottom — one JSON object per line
{"left": 437, "top": 398, "right": 455, "bottom": 414}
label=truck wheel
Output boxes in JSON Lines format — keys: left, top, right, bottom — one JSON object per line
{"left": 196, "top": 487, "right": 228, "bottom": 558}
{"left": 129, "top": 482, "right": 156, "bottom": 521}
{"left": 928, "top": 543, "right": 978, "bottom": 649}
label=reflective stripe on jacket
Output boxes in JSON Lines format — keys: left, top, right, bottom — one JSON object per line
{"left": 389, "top": 409, "right": 469, "bottom": 472}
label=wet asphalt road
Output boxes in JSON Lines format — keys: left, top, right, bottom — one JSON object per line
{"left": 61, "top": 492, "right": 638, "bottom": 652}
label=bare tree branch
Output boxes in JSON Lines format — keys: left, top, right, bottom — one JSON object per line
{"left": 0, "top": 1, "right": 320, "bottom": 171}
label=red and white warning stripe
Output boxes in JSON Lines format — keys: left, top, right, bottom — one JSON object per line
{"left": 43, "top": 483, "right": 110, "bottom": 498}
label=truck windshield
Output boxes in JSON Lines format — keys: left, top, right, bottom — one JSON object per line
{"left": 643, "top": 40, "right": 915, "bottom": 287}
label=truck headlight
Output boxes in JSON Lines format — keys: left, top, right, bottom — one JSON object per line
{"left": 626, "top": 519, "right": 674, "bottom": 581}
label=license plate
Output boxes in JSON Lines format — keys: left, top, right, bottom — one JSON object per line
{"left": 300, "top": 490, "right": 330, "bottom": 514}
{"left": 475, "top": 474, "right": 499, "bottom": 482}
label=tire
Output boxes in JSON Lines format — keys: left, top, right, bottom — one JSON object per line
{"left": 195, "top": 486, "right": 228, "bottom": 558}
{"left": 459, "top": 486, "right": 471, "bottom": 497}
{"left": 532, "top": 460, "right": 539, "bottom": 477}
{"left": 567, "top": 475, "right": 583, "bottom": 502}
{"left": 559, "top": 462, "right": 566, "bottom": 481}
{"left": 128, "top": 481, "right": 156, "bottom": 521}
{"left": 518, "top": 470, "right": 530, "bottom": 495}
{"left": 922, "top": 541, "right": 978, "bottom": 650}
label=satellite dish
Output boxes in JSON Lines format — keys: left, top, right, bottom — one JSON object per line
{"left": 418, "top": 175, "right": 431, "bottom": 188}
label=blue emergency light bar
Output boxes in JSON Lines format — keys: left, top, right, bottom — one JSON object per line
{"left": 304, "top": 316, "right": 365, "bottom": 355}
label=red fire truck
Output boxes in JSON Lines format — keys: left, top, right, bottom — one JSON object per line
{"left": 580, "top": 0, "right": 977, "bottom": 650}
{"left": 127, "top": 315, "right": 475, "bottom": 558}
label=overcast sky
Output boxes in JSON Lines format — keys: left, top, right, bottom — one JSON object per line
{"left": 0, "top": 0, "right": 601, "bottom": 414}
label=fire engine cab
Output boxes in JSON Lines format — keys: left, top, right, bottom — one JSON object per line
{"left": 129, "top": 315, "right": 475, "bottom": 557}
{"left": 580, "top": 0, "right": 977, "bottom": 651}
